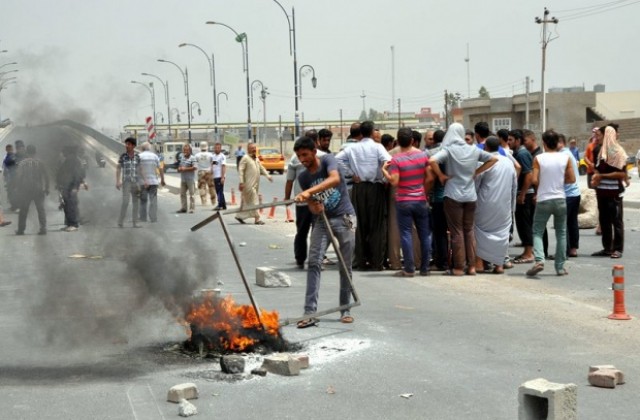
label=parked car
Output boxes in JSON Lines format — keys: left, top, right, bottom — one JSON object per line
{"left": 256, "top": 147, "right": 285, "bottom": 174}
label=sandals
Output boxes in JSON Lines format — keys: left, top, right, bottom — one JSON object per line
{"left": 556, "top": 268, "right": 569, "bottom": 276}
{"left": 296, "top": 317, "right": 319, "bottom": 329}
{"left": 512, "top": 255, "right": 534, "bottom": 264}
{"left": 610, "top": 251, "right": 623, "bottom": 259}
{"left": 340, "top": 314, "right": 354, "bottom": 324}
{"left": 591, "top": 249, "right": 611, "bottom": 257}
{"left": 393, "top": 271, "right": 414, "bottom": 278}
{"left": 255, "top": 220, "right": 265, "bottom": 225}
{"left": 526, "top": 262, "right": 544, "bottom": 277}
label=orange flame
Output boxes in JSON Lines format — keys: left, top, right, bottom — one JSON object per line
{"left": 184, "top": 294, "right": 280, "bottom": 352}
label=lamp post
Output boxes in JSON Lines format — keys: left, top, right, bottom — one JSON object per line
{"left": 158, "top": 58, "right": 192, "bottom": 142}
{"left": 0, "top": 79, "right": 16, "bottom": 122}
{"left": 179, "top": 42, "right": 220, "bottom": 141}
{"left": 251, "top": 80, "right": 268, "bottom": 144}
{"left": 142, "top": 72, "right": 172, "bottom": 139}
{"left": 171, "top": 108, "right": 182, "bottom": 123}
{"left": 130, "top": 80, "right": 156, "bottom": 133}
{"left": 190, "top": 101, "right": 202, "bottom": 120}
{"left": 298, "top": 64, "right": 317, "bottom": 99}
{"left": 271, "top": 0, "right": 301, "bottom": 136}
{"left": 206, "top": 21, "right": 252, "bottom": 141}
{"left": 155, "top": 111, "right": 164, "bottom": 123}
{"left": 217, "top": 92, "right": 228, "bottom": 118}
{"left": 0, "top": 61, "right": 17, "bottom": 71}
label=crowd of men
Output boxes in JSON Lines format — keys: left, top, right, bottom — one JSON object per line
{"left": 286, "top": 120, "right": 629, "bottom": 327}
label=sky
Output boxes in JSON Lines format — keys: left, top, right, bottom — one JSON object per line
{"left": 1, "top": 0, "right": 639, "bottom": 135}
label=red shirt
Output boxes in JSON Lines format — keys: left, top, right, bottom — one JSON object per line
{"left": 389, "top": 150, "right": 429, "bottom": 202}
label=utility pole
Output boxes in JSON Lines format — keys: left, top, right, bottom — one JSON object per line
{"left": 525, "top": 76, "right": 531, "bottom": 129}
{"left": 391, "top": 45, "right": 395, "bottom": 112}
{"left": 535, "top": 7, "right": 558, "bottom": 133}
{"left": 339, "top": 108, "right": 344, "bottom": 143}
{"left": 397, "top": 98, "right": 402, "bottom": 128}
{"left": 465, "top": 43, "right": 470, "bottom": 98}
{"left": 444, "top": 90, "right": 449, "bottom": 127}
{"left": 360, "top": 90, "right": 366, "bottom": 119}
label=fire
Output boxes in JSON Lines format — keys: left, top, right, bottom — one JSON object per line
{"left": 184, "top": 294, "right": 281, "bottom": 352}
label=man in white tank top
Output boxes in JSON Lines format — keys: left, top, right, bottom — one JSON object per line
{"left": 526, "top": 130, "right": 575, "bottom": 277}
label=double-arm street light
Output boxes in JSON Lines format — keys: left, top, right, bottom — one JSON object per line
{"left": 130, "top": 80, "right": 156, "bottom": 139}
{"left": 271, "top": 0, "right": 303, "bottom": 136}
{"left": 179, "top": 42, "right": 220, "bottom": 141}
{"left": 141, "top": 72, "right": 172, "bottom": 139}
{"left": 298, "top": 64, "right": 317, "bottom": 98}
{"left": 206, "top": 21, "right": 252, "bottom": 141}
{"left": 158, "top": 59, "right": 192, "bottom": 142}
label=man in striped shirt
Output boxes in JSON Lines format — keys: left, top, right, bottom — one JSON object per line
{"left": 381, "top": 128, "right": 433, "bottom": 277}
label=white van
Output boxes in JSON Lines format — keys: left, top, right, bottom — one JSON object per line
{"left": 157, "top": 141, "right": 187, "bottom": 172}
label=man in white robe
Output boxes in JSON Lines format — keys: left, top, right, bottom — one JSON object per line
{"left": 474, "top": 136, "right": 517, "bottom": 273}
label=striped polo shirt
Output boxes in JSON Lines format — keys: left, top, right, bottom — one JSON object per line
{"left": 596, "top": 159, "right": 624, "bottom": 198}
{"left": 388, "top": 149, "right": 429, "bottom": 202}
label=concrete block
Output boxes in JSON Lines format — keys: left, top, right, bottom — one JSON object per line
{"left": 578, "top": 188, "right": 598, "bottom": 229}
{"left": 518, "top": 378, "right": 577, "bottom": 420}
{"left": 251, "top": 367, "right": 267, "bottom": 376}
{"left": 220, "top": 355, "right": 245, "bottom": 374}
{"left": 178, "top": 399, "right": 198, "bottom": 417}
{"left": 167, "top": 383, "right": 199, "bottom": 403}
{"left": 588, "top": 370, "right": 619, "bottom": 388}
{"left": 261, "top": 353, "right": 301, "bottom": 376}
{"left": 256, "top": 267, "right": 292, "bottom": 288}
{"left": 294, "top": 354, "right": 310, "bottom": 369}
{"left": 589, "top": 365, "right": 625, "bottom": 384}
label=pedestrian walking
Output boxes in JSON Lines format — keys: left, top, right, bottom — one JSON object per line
{"left": 212, "top": 142, "right": 227, "bottom": 210}
{"left": 177, "top": 144, "right": 198, "bottom": 213}
{"left": 56, "top": 146, "right": 87, "bottom": 232}
{"left": 15, "top": 145, "right": 50, "bottom": 235}
{"left": 235, "top": 143, "right": 272, "bottom": 224}
{"left": 116, "top": 137, "right": 141, "bottom": 228}
{"left": 194, "top": 142, "right": 216, "bottom": 208}
{"left": 138, "top": 142, "right": 165, "bottom": 222}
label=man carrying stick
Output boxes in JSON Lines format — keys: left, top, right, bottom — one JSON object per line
{"left": 294, "top": 136, "right": 357, "bottom": 328}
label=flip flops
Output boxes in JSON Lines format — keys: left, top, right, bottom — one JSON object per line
{"left": 526, "top": 262, "right": 544, "bottom": 277}
{"left": 512, "top": 255, "right": 534, "bottom": 264}
{"left": 340, "top": 314, "right": 354, "bottom": 324}
{"left": 296, "top": 318, "right": 319, "bottom": 329}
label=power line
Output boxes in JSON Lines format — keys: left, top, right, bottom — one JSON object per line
{"left": 556, "top": 0, "right": 640, "bottom": 21}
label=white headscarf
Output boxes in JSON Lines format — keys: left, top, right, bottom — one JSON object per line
{"left": 442, "top": 122, "right": 477, "bottom": 163}
{"left": 442, "top": 123, "right": 467, "bottom": 147}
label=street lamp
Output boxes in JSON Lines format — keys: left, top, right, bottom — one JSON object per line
{"left": 156, "top": 111, "right": 165, "bottom": 123}
{"left": 271, "top": 0, "right": 304, "bottom": 136}
{"left": 179, "top": 42, "right": 220, "bottom": 141}
{"left": 217, "top": 92, "right": 228, "bottom": 118}
{"left": 130, "top": 80, "right": 156, "bottom": 140}
{"left": 158, "top": 58, "right": 192, "bottom": 142}
{"left": 190, "top": 101, "right": 201, "bottom": 120}
{"left": 141, "top": 72, "right": 172, "bottom": 139}
{"left": 171, "top": 108, "right": 181, "bottom": 123}
{"left": 251, "top": 80, "right": 268, "bottom": 144}
{"left": 0, "top": 62, "right": 17, "bottom": 71}
{"left": 298, "top": 64, "right": 317, "bottom": 98}
{"left": 206, "top": 21, "right": 252, "bottom": 141}
{"left": 0, "top": 79, "right": 16, "bottom": 122}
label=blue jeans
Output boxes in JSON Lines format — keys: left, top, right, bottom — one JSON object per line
{"left": 214, "top": 178, "right": 227, "bottom": 209}
{"left": 305, "top": 214, "right": 356, "bottom": 315}
{"left": 396, "top": 200, "right": 431, "bottom": 273}
{"left": 533, "top": 198, "right": 567, "bottom": 271}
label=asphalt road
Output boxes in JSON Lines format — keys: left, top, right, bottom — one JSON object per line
{"left": 2, "top": 124, "right": 640, "bottom": 419}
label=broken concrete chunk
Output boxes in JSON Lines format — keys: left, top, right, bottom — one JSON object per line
{"left": 178, "top": 399, "right": 198, "bottom": 417}
{"left": 256, "top": 267, "right": 292, "bottom": 288}
{"left": 518, "top": 378, "right": 577, "bottom": 420}
{"left": 588, "top": 370, "right": 617, "bottom": 388}
{"left": 220, "top": 355, "right": 245, "bottom": 374}
{"left": 251, "top": 367, "right": 267, "bottom": 377}
{"left": 261, "top": 353, "right": 301, "bottom": 376}
{"left": 167, "top": 383, "right": 199, "bottom": 403}
{"left": 589, "top": 364, "right": 617, "bottom": 373}
{"left": 589, "top": 365, "right": 625, "bottom": 385}
{"left": 293, "top": 354, "right": 310, "bottom": 369}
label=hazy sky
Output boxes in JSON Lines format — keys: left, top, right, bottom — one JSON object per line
{"left": 1, "top": 0, "right": 639, "bottom": 133}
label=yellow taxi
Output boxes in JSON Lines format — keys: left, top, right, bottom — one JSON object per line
{"left": 256, "top": 147, "right": 285, "bottom": 174}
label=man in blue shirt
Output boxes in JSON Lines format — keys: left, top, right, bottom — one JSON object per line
{"left": 294, "top": 136, "right": 356, "bottom": 328}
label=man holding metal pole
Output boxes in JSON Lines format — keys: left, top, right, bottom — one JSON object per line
{"left": 293, "top": 136, "right": 357, "bottom": 328}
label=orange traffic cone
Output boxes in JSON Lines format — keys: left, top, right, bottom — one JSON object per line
{"left": 268, "top": 197, "right": 277, "bottom": 219}
{"left": 609, "top": 265, "right": 631, "bottom": 320}
{"left": 285, "top": 205, "right": 294, "bottom": 223}
{"left": 258, "top": 194, "right": 264, "bottom": 214}
{"left": 230, "top": 188, "right": 237, "bottom": 205}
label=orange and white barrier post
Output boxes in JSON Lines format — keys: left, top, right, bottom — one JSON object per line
{"left": 230, "top": 188, "right": 237, "bottom": 205}
{"left": 285, "top": 205, "right": 294, "bottom": 223}
{"left": 268, "top": 197, "right": 277, "bottom": 219}
{"left": 609, "top": 265, "right": 631, "bottom": 320}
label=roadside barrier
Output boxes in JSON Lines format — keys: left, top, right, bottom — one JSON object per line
{"left": 230, "top": 188, "right": 237, "bottom": 205}
{"left": 609, "top": 265, "right": 631, "bottom": 320}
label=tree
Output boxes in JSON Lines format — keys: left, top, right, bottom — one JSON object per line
{"left": 478, "top": 86, "right": 490, "bottom": 98}
{"left": 446, "top": 92, "right": 461, "bottom": 109}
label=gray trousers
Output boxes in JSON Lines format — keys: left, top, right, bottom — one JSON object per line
{"left": 304, "top": 213, "right": 357, "bottom": 316}
{"left": 139, "top": 184, "right": 158, "bottom": 222}
{"left": 118, "top": 181, "right": 140, "bottom": 225}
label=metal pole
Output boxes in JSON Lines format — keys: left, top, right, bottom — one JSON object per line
{"left": 340, "top": 108, "right": 344, "bottom": 143}
{"left": 185, "top": 68, "right": 192, "bottom": 142}
{"left": 142, "top": 72, "right": 172, "bottom": 139}
{"left": 212, "top": 53, "right": 218, "bottom": 142}
{"left": 465, "top": 43, "right": 471, "bottom": 98}
{"left": 292, "top": 7, "right": 300, "bottom": 137}
{"left": 391, "top": 45, "right": 395, "bottom": 112}
{"left": 525, "top": 76, "right": 530, "bottom": 130}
